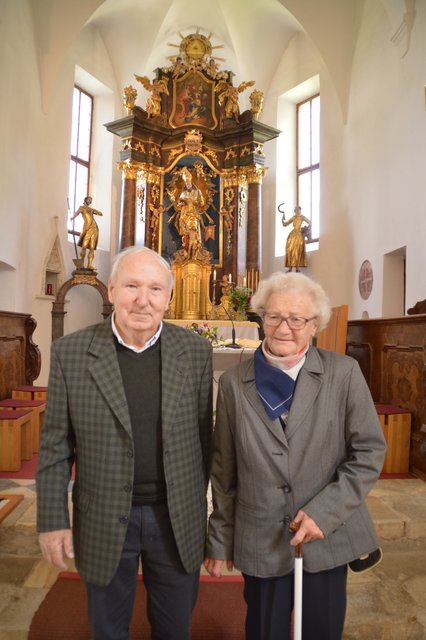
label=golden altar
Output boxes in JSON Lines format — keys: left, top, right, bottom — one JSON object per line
{"left": 106, "top": 31, "right": 280, "bottom": 320}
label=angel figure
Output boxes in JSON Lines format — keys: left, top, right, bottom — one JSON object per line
{"left": 214, "top": 79, "right": 255, "bottom": 120}
{"left": 134, "top": 74, "right": 169, "bottom": 118}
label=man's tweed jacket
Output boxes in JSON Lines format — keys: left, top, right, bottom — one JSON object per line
{"left": 36, "top": 319, "right": 213, "bottom": 586}
{"left": 206, "top": 347, "right": 387, "bottom": 577}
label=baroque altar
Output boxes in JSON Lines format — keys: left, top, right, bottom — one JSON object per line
{"left": 105, "top": 31, "right": 279, "bottom": 319}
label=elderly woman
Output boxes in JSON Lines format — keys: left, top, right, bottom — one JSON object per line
{"left": 204, "top": 272, "right": 386, "bottom": 640}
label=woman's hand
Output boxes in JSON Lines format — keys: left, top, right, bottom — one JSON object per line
{"left": 289, "top": 510, "right": 325, "bottom": 546}
{"left": 203, "top": 558, "right": 234, "bottom": 577}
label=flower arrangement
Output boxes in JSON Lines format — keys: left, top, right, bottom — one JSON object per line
{"left": 229, "top": 286, "right": 252, "bottom": 313}
{"left": 186, "top": 322, "right": 224, "bottom": 345}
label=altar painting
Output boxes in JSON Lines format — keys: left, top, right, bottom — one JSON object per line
{"left": 170, "top": 71, "right": 217, "bottom": 129}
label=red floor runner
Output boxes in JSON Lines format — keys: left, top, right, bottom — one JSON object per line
{"left": 28, "top": 573, "right": 245, "bottom": 639}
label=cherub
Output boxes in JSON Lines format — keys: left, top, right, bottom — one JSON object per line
{"left": 134, "top": 75, "right": 169, "bottom": 118}
{"left": 214, "top": 80, "right": 255, "bottom": 120}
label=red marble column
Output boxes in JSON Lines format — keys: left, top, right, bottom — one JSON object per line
{"left": 246, "top": 180, "right": 261, "bottom": 273}
{"left": 119, "top": 168, "right": 137, "bottom": 250}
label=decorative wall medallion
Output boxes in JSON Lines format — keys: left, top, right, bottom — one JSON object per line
{"left": 358, "top": 260, "right": 373, "bottom": 300}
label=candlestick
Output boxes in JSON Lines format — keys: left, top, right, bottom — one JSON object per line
{"left": 228, "top": 273, "right": 232, "bottom": 283}
{"left": 213, "top": 269, "right": 216, "bottom": 281}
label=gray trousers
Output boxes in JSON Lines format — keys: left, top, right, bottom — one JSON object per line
{"left": 85, "top": 503, "right": 200, "bottom": 640}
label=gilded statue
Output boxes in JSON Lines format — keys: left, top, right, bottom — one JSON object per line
{"left": 168, "top": 167, "right": 214, "bottom": 259}
{"left": 134, "top": 75, "right": 169, "bottom": 118}
{"left": 122, "top": 85, "right": 137, "bottom": 115}
{"left": 249, "top": 89, "right": 264, "bottom": 121}
{"left": 72, "top": 196, "right": 103, "bottom": 270}
{"left": 281, "top": 205, "right": 311, "bottom": 272}
{"left": 214, "top": 80, "right": 255, "bottom": 120}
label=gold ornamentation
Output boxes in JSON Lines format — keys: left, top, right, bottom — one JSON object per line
{"left": 240, "top": 146, "right": 251, "bottom": 157}
{"left": 136, "top": 180, "right": 145, "bottom": 222}
{"left": 151, "top": 183, "right": 160, "bottom": 204}
{"left": 249, "top": 89, "right": 264, "bottom": 120}
{"left": 149, "top": 203, "right": 163, "bottom": 248}
{"left": 122, "top": 85, "right": 137, "bottom": 115}
{"left": 134, "top": 75, "right": 169, "bottom": 118}
{"left": 149, "top": 144, "right": 161, "bottom": 158}
{"left": 225, "top": 149, "right": 237, "bottom": 161}
{"left": 220, "top": 205, "right": 235, "bottom": 256}
{"left": 224, "top": 187, "right": 235, "bottom": 207}
{"left": 168, "top": 146, "right": 184, "bottom": 162}
{"left": 254, "top": 143, "right": 265, "bottom": 157}
{"left": 122, "top": 138, "right": 146, "bottom": 153}
{"left": 117, "top": 160, "right": 140, "bottom": 180}
{"left": 215, "top": 80, "right": 256, "bottom": 121}
{"left": 72, "top": 273, "right": 99, "bottom": 286}
{"left": 184, "top": 129, "right": 203, "bottom": 154}
{"left": 245, "top": 165, "right": 268, "bottom": 184}
{"left": 204, "top": 148, "right": 218, "bottom": 165}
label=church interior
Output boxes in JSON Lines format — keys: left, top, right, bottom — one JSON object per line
{"left": 0, "top": 0, "right": 425, "bottom": 637}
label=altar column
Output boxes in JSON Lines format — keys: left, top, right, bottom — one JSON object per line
{"left": 118, "top": 161, "right": 139, "bottom": 250}
{"left": 246, "top": 167, "right": 266, "bottom": 275}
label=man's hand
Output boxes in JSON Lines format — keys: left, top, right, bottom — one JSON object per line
{"left": 38, "top": 529, "right": 74, "bottom": 570}
{"left": 289, "top": 510, "right": 324, "bottom": 546}
{"left": 203, "top": 558, "right": 234, "bottom": 578}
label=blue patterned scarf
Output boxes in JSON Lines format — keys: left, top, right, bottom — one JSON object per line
{"left": 254, "top": 346, "right": 296, "bottom": 420}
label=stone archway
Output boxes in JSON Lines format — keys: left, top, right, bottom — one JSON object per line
{"left": 51, "top": 275, "right": 113, "bottom": 341}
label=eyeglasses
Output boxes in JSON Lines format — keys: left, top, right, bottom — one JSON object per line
{"left": 262, "top": 313, "right": 317, "bottom": 330}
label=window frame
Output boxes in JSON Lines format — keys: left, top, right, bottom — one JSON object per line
{"left": 68, "top": 85, "right": 94, "bottom": 238}
{"left": 296, "top": 93, "right": 320, "bottom": 244}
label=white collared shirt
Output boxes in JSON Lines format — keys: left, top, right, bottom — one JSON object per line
{"left": 111, "top": 312, "right": 162, "bottom": 353}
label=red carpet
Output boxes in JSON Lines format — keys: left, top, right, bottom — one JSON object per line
{"left": 28, "top": 573, "right": 245, "bottom": 639}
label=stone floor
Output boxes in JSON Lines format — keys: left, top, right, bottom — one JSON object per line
{"left": 0, "top": 477, "right": 425, "bottom": 639}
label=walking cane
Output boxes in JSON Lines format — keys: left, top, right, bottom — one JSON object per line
{"left": 289, "top": 521, "right": 303, "bottom": 640}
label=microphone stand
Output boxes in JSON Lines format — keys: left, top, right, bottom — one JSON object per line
{"left": 221, "top": 303, "right": 242, "bottom": 349}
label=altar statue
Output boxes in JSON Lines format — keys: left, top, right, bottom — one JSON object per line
{"left": 282, "top": 205, "right": 311, "bottom": 272}
{"left": 72, "top": 196, "right": 103, "bottom": 270}
{"left": 169, "top": 167, "right": 216, "bottom": 259}
{"left": 214, "top": 79, "right": 255, "bottom": 120}
{"left": 134, "top": 74, "right": 169, "bottom": 118}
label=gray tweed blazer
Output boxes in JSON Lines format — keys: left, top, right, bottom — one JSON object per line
{"left": 36, "top": 319, "right": 213, "bottom": 586}
{"left": 206, "top": 347, "right": 387, "bottom": 577}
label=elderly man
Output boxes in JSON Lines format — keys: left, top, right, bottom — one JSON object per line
{"left": 37, "top": 246, "right": 213, "bottom": 640}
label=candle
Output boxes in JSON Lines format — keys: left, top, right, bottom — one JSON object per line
{"left": 213, "top": 269, "right": 216, "bottom": 281}
{"left": 228, "top": 273, "right": 232, "bottom": 283}
{"left": 243, "top": 276, "right": 246, "bottom": 287}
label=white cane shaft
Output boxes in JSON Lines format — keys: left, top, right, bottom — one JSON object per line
{"left": 293, "top": 557, "right": 303, "bottom": 640}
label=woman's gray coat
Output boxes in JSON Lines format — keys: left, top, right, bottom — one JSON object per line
{"left": 206, "top": 347, "right": 387, "bottom": 577}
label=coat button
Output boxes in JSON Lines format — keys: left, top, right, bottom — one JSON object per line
{"left": 127, "top": 450, "right": 133, "bottom": 458}
{"left": 283, "top": 485, "right": 292, "bottom": 493}
{"left": 122, "top": 484, "right": 131, "bottom": 492}
{"left": 119, "top": 516, "right": 128, "bottom": 524}
{"left": 283, "top": 516, "right": 291, "bottom": 526}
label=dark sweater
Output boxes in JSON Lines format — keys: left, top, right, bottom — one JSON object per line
{"left": 115, "top": 338, "right": 166, "bottom": 504}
